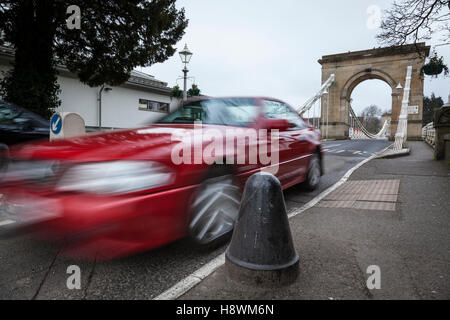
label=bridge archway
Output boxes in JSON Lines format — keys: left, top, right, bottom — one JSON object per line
{"left": 350, "top": 78, "right": 393, "bottom": 137}
{"left": 319, "top": 43, "right": 430, "bottom": 139}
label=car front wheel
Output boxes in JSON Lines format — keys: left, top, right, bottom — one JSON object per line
{"left": 303, "top": 153, "right": 321, "bottom": 190}
{"left": 188, "top": 167, "right": 241, "bottom": 247}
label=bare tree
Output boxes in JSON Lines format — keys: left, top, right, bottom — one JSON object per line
{"left": 377, "top": 0, "right": 450, "bottom": 46}
{"left": 360, "top": 105, "right": 383, "bottom": 133}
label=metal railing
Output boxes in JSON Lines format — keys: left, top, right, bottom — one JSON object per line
{"left": 297, "top": 74, "right": 334, "bottom": 138}
{"left": 393, "top": 66, "right": 413, "bottom": 151}
{"left": 348, "top": 107, "right": 390, "bottom": 140}
{"left": 422, "top": 122, "right": 435, "bottom": 147}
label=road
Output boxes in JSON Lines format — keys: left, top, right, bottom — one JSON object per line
{"left": 0, "top": 139, "right": 391, "bottom": 299}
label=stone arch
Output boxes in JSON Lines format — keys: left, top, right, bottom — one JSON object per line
{"left": 340, "top": 69, "right": 396, "bottom": 101}
{"left": 318, "top": 43, "right": 430, "bottom": 139}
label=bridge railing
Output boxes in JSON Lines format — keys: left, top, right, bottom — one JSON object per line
{"left": 297, "top": 74, "right": 334, "bottom": 137}
{"left": 422, "top": 122, "right": 435, "bottom": 148}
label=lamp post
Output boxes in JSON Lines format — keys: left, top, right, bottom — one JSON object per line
{"left": 179, "top": 44, "right": 193, "bottom": 101}
{"left": 97, "top": 85, "right": 112, "bottom": 130}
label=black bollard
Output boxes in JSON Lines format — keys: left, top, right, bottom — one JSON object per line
{"left": 225, "top": 172, "right": 299, "bottom": 287}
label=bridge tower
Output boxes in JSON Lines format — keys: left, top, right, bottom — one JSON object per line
{"left": 318, "top": 43, "right": 430, "bottom": 140}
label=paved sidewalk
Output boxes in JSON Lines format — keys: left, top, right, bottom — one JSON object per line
{"left": 181, "top": 141, "right": 450, "bottom": 300}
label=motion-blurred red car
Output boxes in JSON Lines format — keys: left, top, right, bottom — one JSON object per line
{"left": 0, "top": 97, "right": 322, "bottom": 259}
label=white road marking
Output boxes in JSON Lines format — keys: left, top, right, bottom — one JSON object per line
{"left": 153, "top": 143, "right": 394, "bottom": 300}
{"left": 335, "top": 150, "right": 346, "bottom": 154}
{"left": 324, "top": 144, "right": 342, "bottom": 148}
{"left": 153, "top": 253, "right": 225, "bottom": 300}
{"left": 0, "top": 219, "right": 15, "bottom": 227}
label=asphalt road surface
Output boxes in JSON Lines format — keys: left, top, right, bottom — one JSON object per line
{"left": 0, "top": 139, "right": 391, "bottom": 299}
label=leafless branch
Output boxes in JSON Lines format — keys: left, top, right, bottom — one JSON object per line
{"left": 377, "top": 0, "right": 450, "bottom": 45}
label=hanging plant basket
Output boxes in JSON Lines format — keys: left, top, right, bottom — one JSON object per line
{"left": 422, "top": 52, "right": 449, "bottom": 77}
{"left": 188, "top": 84, "right": 201, "bottom": 97}
{"left": 171, "top": 85, "right": 182, "bottom": 98}
{"left": 423, "top": 63, "right": 444, "bottom": 76}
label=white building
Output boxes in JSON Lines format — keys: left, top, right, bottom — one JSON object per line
{"left": 0, "top": 45, "right": 180, "bottom": 130}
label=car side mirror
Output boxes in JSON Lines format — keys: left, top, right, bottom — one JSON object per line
{"left": 261, "top": 118, "right": 291, "bottom": 131}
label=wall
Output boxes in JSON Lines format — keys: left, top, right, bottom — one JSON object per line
{"left": 58, "top": 75, "right": 179, "bottom": 129}
{"left": 0, "top": 60, "right": 179, "bottom": 129}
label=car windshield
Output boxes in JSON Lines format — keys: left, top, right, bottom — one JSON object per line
{"left": 0, "top": 100, "right": 48, "bottom": 127}
{"left": 157, "top": 98, "right": 259, "bottom": 127}
{"left": 0, "top": 101, "right": 22, "bottom": 123}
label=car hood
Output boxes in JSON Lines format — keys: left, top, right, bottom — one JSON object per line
{"left": 9, "top": 124, "right": 219, "bottom": 162}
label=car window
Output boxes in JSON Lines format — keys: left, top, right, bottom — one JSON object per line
{"left": 0, "top": 101, "right": 48, "bottom": 127}
{"left": 0, "top": 102, "right": 22, "bottom": 125}
{"left": 263, "top": 100, "right": 307, "bottom": 129}
{"left": 158, "top": 102, "right": 205, "bottom": 123}
{"left": 158, "top": 98, "right": 259, "bottom": 127}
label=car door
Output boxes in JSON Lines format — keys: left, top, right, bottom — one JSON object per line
{"left": 0, "top": 102, "right": 23, "bottom": 145}
{"left": 0, "top": 101, "right": 49, "bottom": 145}
{"left": 262, "top": 99, "right": 311, "bottom": 186}
{"left": 281, "top": 104, "right": 312, "bottom": 183}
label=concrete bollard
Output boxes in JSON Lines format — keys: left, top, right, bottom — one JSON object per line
{"left": 225, "top": 172, "right": 299, "bottom": 287}
{"left": 50, "top": 112, "right": 85, "bottom": 141}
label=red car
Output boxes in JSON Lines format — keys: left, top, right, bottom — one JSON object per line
{"left": 0, "top": 97, "right": 323, "bottom": 260}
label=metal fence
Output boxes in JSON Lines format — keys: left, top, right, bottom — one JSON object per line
{"left": 422, "top": 122, "right": 435, "bottom": 148}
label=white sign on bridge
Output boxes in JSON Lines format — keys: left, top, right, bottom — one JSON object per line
{"left": 407, "top": 105, "right": 419, "bottom": 115}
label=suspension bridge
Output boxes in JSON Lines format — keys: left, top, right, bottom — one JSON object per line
{"left": 297, "top": 65, "right": 410, "bottom": 150}
{"left": 296, "top": 72, "right": 391, "bottom": 141}
{"left": 296, "top": 43, "right": 430, "bottom": 153}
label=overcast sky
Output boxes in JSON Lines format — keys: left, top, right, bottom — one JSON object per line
{"left": 144, "top": 0, "right": 449, "bottom": 116}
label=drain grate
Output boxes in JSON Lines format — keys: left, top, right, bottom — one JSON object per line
{"left": 317, "top": 180, "right": 400, "bottom": 211}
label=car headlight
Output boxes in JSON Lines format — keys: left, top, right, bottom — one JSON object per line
{"left": 1, "top": 160, "right": 60, "bottom": 184}
{"left": 56, "top": 161, "right": 174, "bottom": 195}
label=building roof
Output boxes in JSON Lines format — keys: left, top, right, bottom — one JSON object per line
{"left": 130, "top": 69, "right": 155, "bottom": 80}
{"left": 126, "top": 69, "right": 170, "bottom": 94}
{"left": 0, "top": 44, "right": 171, "bottom": 95}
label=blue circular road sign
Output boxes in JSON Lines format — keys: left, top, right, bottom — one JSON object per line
{"left": 50, "top": 114, "right": 62, "bottom": 135}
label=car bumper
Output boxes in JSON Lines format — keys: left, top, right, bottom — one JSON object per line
{"left": 0, "top": 184, "right": 198, "bottom": 259}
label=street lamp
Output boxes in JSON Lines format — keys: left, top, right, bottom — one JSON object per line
{"left": 179, "top": 44, "right": 193, "bottom": 101}
{"left": 98, "top": 85, "right": 112, "bottom": 130}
